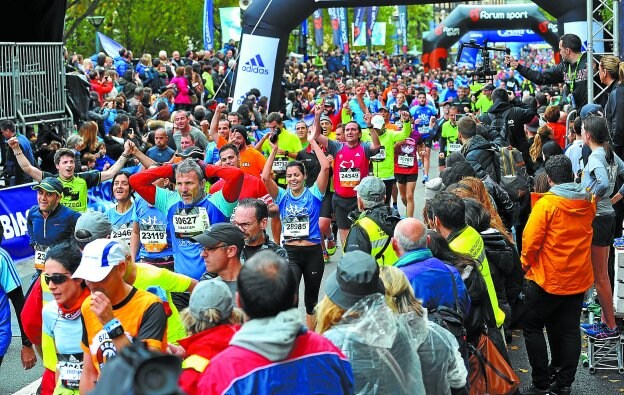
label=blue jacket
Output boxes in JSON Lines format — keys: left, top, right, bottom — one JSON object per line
{"left": 395, "top": 248, "right": 471, "bottom": 317}
{"left": 27, "top": 204, "right": 81, "bottom": 247}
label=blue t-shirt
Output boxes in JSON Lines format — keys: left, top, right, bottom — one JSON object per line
{"left": 410, "top": 105, "right": 437, "bottom": 139}
{"left": 348, "top": 97, "right": 371, "bottom": 128}
{"left": 146, "top": 146, "right": 175, "bottom": 163}
{"left": 155, "top": 188, "right": 236, "bottom": 279}
{"left": 42, "top": 301, "right": 84, "bottom": 356}
{"left": 133, "top": 196, "right": 173, "bottom": 260}
{"left": 276, "top": 184, "right": 324, "bottom": 244}
{"left": 16, "top": 133, "right": 36, "bottom": 166}
{"left": 205, "top": 142, "right": 220, "bottom": 165}
{"left": 0, "top": 248, "right": 21, "bottom": 356}
{"left": 107, "top": 202, "right": 135, "bottom": 246}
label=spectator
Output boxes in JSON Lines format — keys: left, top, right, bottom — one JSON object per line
{"left": 198, "top": 250, "right": 354, "bottom": 394}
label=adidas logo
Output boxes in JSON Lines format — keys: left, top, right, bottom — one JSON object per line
{"left": 242, "top": 54, "right": 269, "bottom": 75}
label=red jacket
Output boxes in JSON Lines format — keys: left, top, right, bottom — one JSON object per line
{"left": 178, "top": 324, "right": 240, "bottom": 395}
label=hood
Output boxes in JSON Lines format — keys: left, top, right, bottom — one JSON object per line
{"left": 542, "top": 183, "right": 596, "bottom": 216}
{"left": 463, "top": 134, "right": 493, "bottom": 152}
{"left": 488, "top": 100, "right": 513, "bottom": 114}
{"left": 365, "top": 205, "right": 401, "bottom": 235}
{"left": 229, "top": 308, "right": 304, "bottom": 362}
{"left": 326, "top": 294, "right": 398, "bottom": 349}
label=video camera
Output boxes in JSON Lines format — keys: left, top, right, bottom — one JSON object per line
{"left": 456, "top": 39, "right": 510, "bottom": 84}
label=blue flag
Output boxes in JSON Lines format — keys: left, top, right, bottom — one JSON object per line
{"left": 203, "top": 0, "right": 214, "bottom": 50}
{"left": 338, "top": 8, "right": 350, "bottom": 73}
{"left": 353, "top": 7, "right": 365, "bottom": 42}
{"left": 398, "top": 6, "right": 408, "bottom": 55}
{"left": 313, "top": 10, "right": 323, "bottom": 47}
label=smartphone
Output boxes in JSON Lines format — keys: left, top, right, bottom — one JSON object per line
{"left": 454, "top": 114, "right": 465, "bottom": 121}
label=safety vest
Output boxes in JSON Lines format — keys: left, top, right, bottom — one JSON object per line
{"left": 182, "top": 354, "right": 210, "bottom": 373}
{"left": 449, "top": 225, "right": 506, "bottom": 327}
{"left": 354, "top": 216, "right": 399, "bottom": 266}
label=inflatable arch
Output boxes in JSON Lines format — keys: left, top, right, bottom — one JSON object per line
{"left": 422, "top": 4, "right": 560, "bottom": 71}
{"left": 235, "top": 0, "right": 585, "bottom": 112}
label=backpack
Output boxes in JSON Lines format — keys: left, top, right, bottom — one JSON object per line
{"left": 428, "top": 267, "right": 470, "bottom": 374}
{"left": 497, "top": 146, "right": 530, "bottom": 200}
{"left": 487, "top": 108, "right": 512, "bottom": 147}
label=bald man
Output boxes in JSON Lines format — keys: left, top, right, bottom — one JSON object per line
{"left": 392, "top": 218, "right": 470, "bottom": 316}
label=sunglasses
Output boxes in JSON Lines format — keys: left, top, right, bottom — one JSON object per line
{"left": 44, "top": 273, "right": 72, "bottom": 285}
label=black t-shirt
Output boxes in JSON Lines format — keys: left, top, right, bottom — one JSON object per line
{"left": 296, "top": 147, "right": 332, "bottom": 191}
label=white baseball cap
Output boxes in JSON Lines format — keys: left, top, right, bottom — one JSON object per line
{"left": 72, "top": 239, "right": 128, "bottom": 282}
{"left": 371, "top": 115, "right": 385, "bottom": 129}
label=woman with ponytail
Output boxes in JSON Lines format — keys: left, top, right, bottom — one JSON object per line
{"left": 529, "top": 124, "right": 554, "bottom": 172}
{"left": 600, "top": 55, "right": 623, "bottom": 156}
{"left": 580, "top": 115, "right": 624, "bottom": 339}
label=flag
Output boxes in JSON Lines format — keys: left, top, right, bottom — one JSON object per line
{"left": 328, "top": 8, "right": 341, "bottom": 47}
{"left": 96, "top": 32, "right": 123, "bottom": 58}
{"left": 398, "top": 6, "right": 408, "bottom": 55}
{"left": 203, "top": 0, "right": 214, "bottom": 50}
{"left": 367, "top": 7, "right": 379, "bottom": 39}
{"left": 313, "top": 10, "right": 323, "bottom": 47}
{"left": 338, "top": 8, "right": 350, "bottom": 73}
{"left": 353, "top": 7, "right": 365, "bottom": 42}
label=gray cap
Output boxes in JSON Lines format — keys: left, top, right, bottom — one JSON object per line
{"left": 325, "top": 251, "right": 385, "bottom": 310}
{"left": 320, "top": 115, "right": 332, "bottom": 123}
{"left": 75, "top": 211, "right": 112, "bottom": 244}
{"left": 355, "top": 176, "right": 386, "bottom": 202}
{"left": 189, "top": 279, "right": 234, "bottom": 322}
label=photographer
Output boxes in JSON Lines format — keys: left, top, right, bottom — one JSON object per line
{"left": 505, "top": 33, "right": 599, "bottom": 109}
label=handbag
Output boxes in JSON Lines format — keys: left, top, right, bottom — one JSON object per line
{"left": 468, "top": 332, "right": 520, "bottom": 395}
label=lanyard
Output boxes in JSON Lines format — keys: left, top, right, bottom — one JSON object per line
{"left": 567, "top": 54, "right": 582, "bottom": 93}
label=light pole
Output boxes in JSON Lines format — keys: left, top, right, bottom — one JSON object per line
{"left": 86, "top": 16, "right": 105, "bottom": 54}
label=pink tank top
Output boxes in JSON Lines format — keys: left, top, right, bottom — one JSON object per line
{"left": 333, "top": 143, "right": 368, "bottom": 198}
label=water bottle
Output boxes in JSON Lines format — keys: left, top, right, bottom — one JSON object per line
{"left": 580, "top": 353, "right": 589, "bottom": 368}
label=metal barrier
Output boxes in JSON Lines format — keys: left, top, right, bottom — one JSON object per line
{"left": 0, "top": 42, "right": 71, "bottom": 130}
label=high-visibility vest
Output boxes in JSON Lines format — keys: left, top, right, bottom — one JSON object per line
{"left": 353, "top": 216, "right": 399, "bottom": 266}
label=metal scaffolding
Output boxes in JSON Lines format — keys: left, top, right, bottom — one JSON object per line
{"left": 587, "top": 0, "right": 620, "bottom": 104}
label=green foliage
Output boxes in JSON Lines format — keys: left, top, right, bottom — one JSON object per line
{"left": 64, "top": 0, "right": 239, "bottom": 57}
{"left": 65, "top": 2, "right": 433, "bottom": 59}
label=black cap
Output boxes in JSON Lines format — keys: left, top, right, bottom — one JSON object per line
{"left": 230, "top": 124, "right": 251, "bottom": 145}
{"left": 191, "top": 223, "right": 245, "bottom": 253}
{"left": 483, "top": 84, "right": 495, "bottom": 91}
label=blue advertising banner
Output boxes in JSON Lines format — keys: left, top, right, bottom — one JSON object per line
{"left": 313, "top": 10, "right": 324, "bottom": 47}
{"left": 353, "top": 7, "right": 366, "bottom": 42}
{"left": 328, "top": 8, "right": 341, "bottom": 47}
{"left": 338, "top": 8, "right": 350, "bottom": 73}
{"left": 398, "top": 6, "right": 408, "bottom": 55}
{"left": 366, "top": 7, "right": 379, "bottom": 40}
{"left": 203, "top": 0, "right": 214, "bottom": 50}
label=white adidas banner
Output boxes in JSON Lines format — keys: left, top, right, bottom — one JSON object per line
{"left": 232, "top": 33, "right": 280, "bottom": 111}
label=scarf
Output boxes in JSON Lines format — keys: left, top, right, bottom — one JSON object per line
{"left": 58, "top": 288, "right": 90, "bottom": 320}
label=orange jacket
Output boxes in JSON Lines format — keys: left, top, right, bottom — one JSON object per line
{"left": 522, "top": 185, "right": 596, "bottom": 295}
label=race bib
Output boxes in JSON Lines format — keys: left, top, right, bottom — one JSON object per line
{"left": 34, "top": 244, "right": 48, "bottom": 271}
{"left": 140, "top": 226, "right": 168, "bottom": 253}
{"left": 371, "top": 147, "right": 386, "bottom": 162}
{"left": 173, "top": 207, "right": 209, "bottom": 238}
{"left": 272, "top": 158, "right": 288, "bottom": 174}
{"left": 448, "top": 143, "right": 462, "bottom": 152}
{"left": 397, "top": 154, "right": 415, "bottom": 167}
{"left": 339, "top": 167, "right": 361, "bottom": 188}
{"left": 57, "top": 353, "right": 83, "bottom": 390}
{"left": 283, "top": 215, "right": 310, "bottom": 239}
{"left": 111, "top": 223, "right": 133, "bottom": 244}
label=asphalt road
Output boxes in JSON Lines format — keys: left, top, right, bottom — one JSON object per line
{"left": 5, "top": 155, "right": 624, "bottom": 394}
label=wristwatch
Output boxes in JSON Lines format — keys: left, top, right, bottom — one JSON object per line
{"left": 104, "top": 318, "right": 125, "bottom": 339}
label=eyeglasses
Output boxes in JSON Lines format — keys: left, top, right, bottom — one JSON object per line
{"left": 231, "top": 220, "right": 257, "bottom": 230}
{"left": 44, "top": 273, "right": 72, "bottom": 285}
{"left": 202, "top": 244, "right": 229, "bottom": 253}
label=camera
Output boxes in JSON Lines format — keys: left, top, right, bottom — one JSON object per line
{"left": 457, "top": 39, "right": 509, "bottom": 84}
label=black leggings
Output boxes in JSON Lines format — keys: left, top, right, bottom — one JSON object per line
{"left": 285, "top": 244, "right": 324, "bottom": 315}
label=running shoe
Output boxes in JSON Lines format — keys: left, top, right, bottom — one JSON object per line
{"left": 323, "top": 249, "right": 330, "bottom": 264}
{"left": 326, "top": 237, "right": 337, "bottom": 256}
{"left": 582, "top": 322, "right": 620, "bottom": 339}
{"left": 580, "top": 321, "right": 603, "bottom": 331}
{"left": 422, "top": 174, "right": 429, "bottom": 184}
{"left": 520, "top": 384, "right": 550, "bottom": 395}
